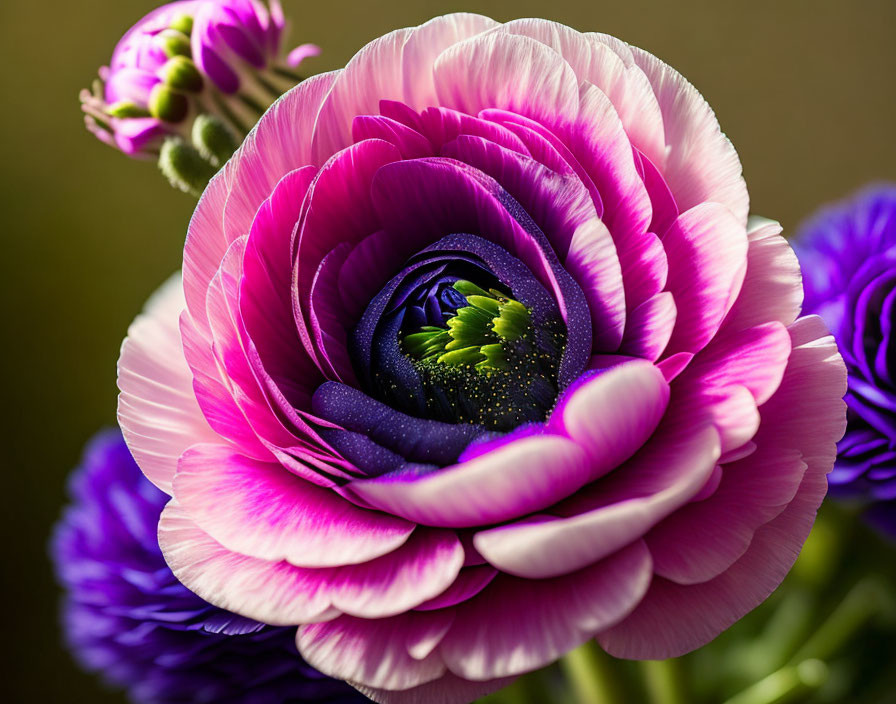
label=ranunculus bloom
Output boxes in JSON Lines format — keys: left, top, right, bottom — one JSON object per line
{"left": 81, "top": 0, "right": 319, "bottom": 156}
{"left": 118, "top": 15, "right": 847, "bottom": 703}
{"left": 51, "top": 429, "right": 368, "bottom": 703}
{"left": 793, "top": 184, "right": 896, "bottom": 534}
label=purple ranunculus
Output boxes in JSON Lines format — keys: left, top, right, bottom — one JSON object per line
{"left": 117, "top": 15, "right": 847, "bottom": 703}
{"left": 793, "top": 184, "right": 896, "bottom": 532}
{"left": 80, "top": 0, "right": 319, "bottom": 157}
{"left": 50, "top": 428, "right": 367, "bottom": 703}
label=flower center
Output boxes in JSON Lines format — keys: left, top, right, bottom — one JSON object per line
{"left": 400, "top": 280, "right": 565, "bottom": 430}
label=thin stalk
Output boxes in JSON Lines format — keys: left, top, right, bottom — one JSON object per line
{"left": 640, "top": 659, "right": 688, "bottom": 704}
{"left": 791, "top": 577, "right": 888, "bottom": 663}
{"left": 560, "top": 641, "right": 626, "bottom": 704}
{"left": 721, "top": 660, "right": 828, "bottom": 704}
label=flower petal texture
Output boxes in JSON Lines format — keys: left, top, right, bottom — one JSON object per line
{"left": 118, "top": 14, "right": 847, "bottom": 702}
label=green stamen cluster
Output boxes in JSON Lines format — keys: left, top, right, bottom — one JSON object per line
{"left": 403, "top": 281, "right": 531, "bottom": 372}
{"left": 400, "top": 281, "right": 565, "bottom": 431}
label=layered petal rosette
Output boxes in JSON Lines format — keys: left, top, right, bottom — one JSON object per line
{"left": 793, "top": 185, "right": 896, "bottom": 533}
{"left": 118, "top": 15, "right": 847, "bottom": 703}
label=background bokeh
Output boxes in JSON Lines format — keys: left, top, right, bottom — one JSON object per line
{"left": 2, "top": 0, "right": 895, "bottom": 699}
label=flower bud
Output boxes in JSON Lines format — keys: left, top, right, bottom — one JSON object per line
{"left": 105, "top": 101, "right": 150, "bottom": 119}
{"left": 158, "top": 137, "right": 217, "bottom": 197}
{"left": 169, "top": 13, "right": 194, "bottom": 36}
{"left": 156, "top": 29, "right": 191, "bottom": 58}
{"left": 148, "top": 84, "right": 189, "bottom": 123}
{"left": 158, "top": 56, "right": 203, "bottom": 93}
{"left": 191, "top": 114, "right": 239, "bottom": 167}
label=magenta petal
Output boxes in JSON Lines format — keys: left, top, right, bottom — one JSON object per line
{"left": 161, "top": 503, "right": 464, "bottom": 624}
{"left": 297, "top": 612, "right": 453, "bottom": 691}
{"left": 172, "top": 444, "right": 414, "bottom": 568}
{"left": 662, "top": 203, "right": 748, "bottom": 356}
{"left": 439, "top": 541, "right": 653, "bottom": 679}
{"left": 598, "top": 471, "right": 827, "bottom": 659}
{"left": 551, "top": 360, "right": 670, "bottom": 470}
{"left": 346, "top": 435, "right": 590, "bottom": 528}
{"left": 287, "top": 43, "right": 322, "bottom": 67}
{"left": 723, "top": 218, "right": 803, "bottom": 332}
{"left": 474, "top": 424, "right": 718, "bottom": 579}
{"left": 433, "top": 31, "right": 580, "bottom": 128}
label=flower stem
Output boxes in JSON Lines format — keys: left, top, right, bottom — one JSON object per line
{"left": 790, "top": 576, "right": 891, "bottom": 663}
{"left": 640, "top": 659, "right": 688, "bottom": 704}
{"left": 560, "top": 640, "right": 626, "bottom": 704}
{"left": 720, "top": 660, "right": 828, "bottom": 704}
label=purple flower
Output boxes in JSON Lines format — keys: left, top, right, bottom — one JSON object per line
{"left": 793, "top": 184, "right": 896, "bottom": 525}
{"left": 50, "top": 428, "right": 367, "bottom": 703}
{"left": 117, "top": 16, "right": 847, "bottom": 703}
{"left": 81, "top": 0, "right": 319, "bottom": 157}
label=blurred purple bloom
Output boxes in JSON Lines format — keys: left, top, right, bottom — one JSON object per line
{"left": 793, "top": 184, "right": 896, "bottom": 522}
{"left": 50, "top": 429, "right": 367, "bottom": 704}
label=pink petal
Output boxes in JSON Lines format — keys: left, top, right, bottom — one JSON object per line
{"left": 160, "top": 503, "right": 464, "bottom": 624}
{"left": 619, "top": 291, "right": 677, "bottom": 361}
{"left": 172, "top": 444, "right": 414, "bottom": 568}
{"left": 598, "top": 470, "right": 827, "bottom": 659}
{"left": 182, "top": 72, "right": 337, "bottom": 336}
{"left": 439, "top": 541, "right": 653, "bottom": 679}
{"left": 297, "top": 612, "right": 452, "bottom": 690}
{"left": 223, "top": 71, "right": 339, "bottom": 242}
{"left": 498, "top": 20, "right": 667, "bottom": 169}
{"left": 662, "top": 203, "right": 748, "bottom": 356}
{"left": 474, "top": 424, "right": 718, "bottom": 579}
{"left": 722, "top": 217, "right": 803, "bottom": 332}
{"left": 312, "top": 29, "right": 414, "bottom": 162}
{"left": 401, "top": 13, "right": 500, "bottom": 108}
{"left": 625, "top": 44, "right": 749, "bottom": 225}
{"left": 117, "top": 274, "right": 221, "bottom": 494}
{"left": 683, "top": 321, "right": 792, "bottom": 405}
{"left": 552, "top": 360, "right": 670, "bottom": 467}
{"left": 346, "top": 435, "right": 590, "bottom": 528}
{"left": 433, "top": 31, "right": 579, "bottom": 127}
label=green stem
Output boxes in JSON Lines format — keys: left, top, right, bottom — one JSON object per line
{"left": 560, "top": 641, "right": 626, "bottom": 704}
{"left": 791, "top": 577, "right": 888, "bottom": 663}
{"left": 721, "top": 660, "right": 827, "bottom": 704}
{"left": 640, "top": 659, "right": 687, "bottom": 704}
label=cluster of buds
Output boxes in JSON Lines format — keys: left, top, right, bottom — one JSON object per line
{"left": 80, "top": 0, "right": 319, "bottom": 195}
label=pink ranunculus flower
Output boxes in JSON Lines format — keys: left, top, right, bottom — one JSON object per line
{"left": 118, "top": 14, "right": 847, "bottom": 703}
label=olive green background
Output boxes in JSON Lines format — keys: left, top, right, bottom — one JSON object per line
{"left": 1, "top": 0, "right": 895, "bottom": 699}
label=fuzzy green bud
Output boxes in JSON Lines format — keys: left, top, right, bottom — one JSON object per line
{"left": 106, "top": 101, "right": 151, "bottom": 118}
{"left": 169, "top": 13, "right": 194, "bottom": 35}
{"left": 159, "top": 56, "right": 203, "bottom": 93}
{"left": 191, "top": 114, "right": 239, "bottom": 167}
{"left": 148, "top": 84, "right": 189, "bottom": 123}
{"left": 158, "top": 137, "right": 217, "bottom": 197}
{"left": 157, "top": 28, "right": 192, "bottom": 58}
